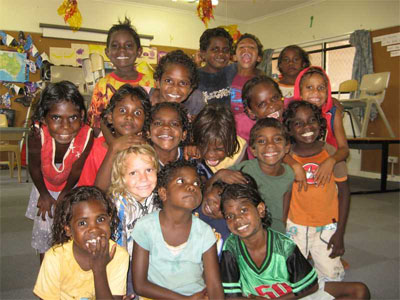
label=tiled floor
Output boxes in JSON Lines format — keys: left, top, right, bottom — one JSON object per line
{"left": 0, "top": 170, "right": 399, "bottom": 299}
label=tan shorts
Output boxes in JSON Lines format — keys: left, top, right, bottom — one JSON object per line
{"left": 286, "top": 219, "right": 345, "bottom": 281}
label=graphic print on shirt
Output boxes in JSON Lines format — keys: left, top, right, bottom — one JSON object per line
{"left": 303, "top": 163, "right": 319, "bottom": 185}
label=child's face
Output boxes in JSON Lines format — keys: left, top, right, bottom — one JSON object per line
{"left": 201, "top": 36, "right": 231, "bottom": 73}
{"left": 123, "top": 153, "right": 157, "bottom": 202}
{"left": 203, "top": 139, "right": 227, "bottom": 167}
{"left": 149, "top": 107, "right": 187, "bottom": 152}
{"left": 108, "top": 95, "right": 145, "bottom": 137}
{"left": 157, "top": 63, "right": 193, "bottom": 103}
{"left": 289, "top": 106, "right": 320, "bottom": 144}
{"left": 43, "top": 101, "right": 84, "bottom": 145}
{"left": 247, "top": 82, "right": 284, "bottom": 120}
{"left": 65, "top": 199, "right": 111, "bottom": 253}
{"left": 159, "top": 166, "right": 202, "bottom": 211}
{"left": 251, "top": 127, "right": 289, "bottom": 168}
{"left": 223, "top": 198, "right": 265, "bottom": 240}
{"left": 234, "top": 38, "right": 261, "bottom": 70}
{"left": 202, "top": 185, "right": 224, "bottom": 219}
{"left": 279, "top": 48, "right": 304, "bottom": 77}
{"left": 300, "top": 74, "right": 328, "bottom": 108}
{"left": 106, "top": 30, "right": 142, "bottom": 70}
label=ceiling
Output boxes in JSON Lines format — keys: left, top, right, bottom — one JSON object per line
{"left": 116, "top": 0, "right": 317, "bottom": 23}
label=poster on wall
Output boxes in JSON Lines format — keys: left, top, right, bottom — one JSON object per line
{"left": 157, "top": 50, "right": 168, "bottom": 63}
{"left": 137, "top": 47, "right": 158, "bottom": 65}
{"left": 71, "top": 43, "right": 90, "bottom": 66}
{"left": 0, "top": 50, "right": 29, "bottom": 82}
{"left": 88, "top": 44, "right": 109, "bottom": 62}
{"left": 50, "top": 47, "right": 76, "bottom": 66}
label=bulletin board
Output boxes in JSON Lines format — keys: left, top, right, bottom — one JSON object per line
{"left": 360, "top": 26, "right": 400, "bottom": 175}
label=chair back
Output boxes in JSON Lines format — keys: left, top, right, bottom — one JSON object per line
{"left": 359, "top": 72, "right": 390, "bottom": 105}
{"left": 82, "top": 58, "right": 95, "bottom": 94}
{"left": 89, "top": 53, "right": 105, "bottom": 83}
{"left": 0, "top": 114, "right": 8, "bottom": 128}
{"left": 338, "top": 79, "right": 358, "bottom": 100}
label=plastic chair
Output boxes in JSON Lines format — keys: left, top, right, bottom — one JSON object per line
{"left": 89, "top": 53, "right": 105, "bottom": 83}
{"left": 340, "top": 72, "right": 394, "bottom": 138}
{"left": 337, "top": 79, "right": 359, "bottom": 138}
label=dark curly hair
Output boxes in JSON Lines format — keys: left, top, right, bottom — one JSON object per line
{"left": 154, "top": 50, "right": 198, "bottom": 89}
{"left": 106, "top": 17, "right": 141, "bottom": 50}
{"left": 143, "top": 102, "right": 190, "bottom": 147}
{"left": 249, "top": 117, "right": 289, "bottom": 148}
{"left": 192, "top": 103, "right": 239, "bottom": 158}
{"left": 31, "top": 81, "right": 86, "bottom": 128}
{"left": 221, "top": 183, "right": 272, "bottom": 229}
{"left": 278, "top": 45, "right": 310, "bottom": 74}
{"left": 102, "top": 84, "right": 151, "bottom": 135}
{"left": 154, "top": 160, "right": 200, "bottom": 208}
{"left": 242, "top": 75, "right": 283, "bottom": 118}
{"left": 51, "top": 186, "right": 119, "bottom": 247}
{"left": 282, "top": 100, "right": 327, "bottom": 144}
{"left": 199, "top": 27, "right": 233, "bottom": 52}
{"left": 234, "top": 33, "right": 263, "bottom": 60}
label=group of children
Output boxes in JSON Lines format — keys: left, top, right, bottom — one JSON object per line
{"left": 26, "top": 17, "right": 371, "bottom": 299}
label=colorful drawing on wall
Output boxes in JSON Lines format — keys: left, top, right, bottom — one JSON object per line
{"left": 88, "top": 44, "right": 109, "bottom": 62}
{"left": 0, "top": 50, "right": 28, "bottom": 82}
{"left": 157, "top": 51, "right": 168, "bottom": 64}
{"left": 71, "top": 43, "right": 89, "bottom": 66}
{"left": 58, "top": 0, "right": 82, "bottom": 31}
{"left": 50, "top": 47, "right": 76, "bottom": 66}
{"left": 137, "top": 47, "right": 158, "bottom": 65}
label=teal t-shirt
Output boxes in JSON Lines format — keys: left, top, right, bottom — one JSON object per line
{"left": 230, "top": 160, "right": 294, "bottom": 233}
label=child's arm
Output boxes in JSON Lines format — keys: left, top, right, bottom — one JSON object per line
{"left": 28, "top": 129, "right": 56, "bottom": 220}
{"left": 205, "top": 169, "right": 247, "bottom": 190}
{"left": 282, "top": 188, "right": 292, "bottom": 228}
{"left": 95, "top": 134, "right": 146, "bottom": 191}
{"left": 202, "top": 244, "right": 224, "bottom": 299}
{"left": 100, "top": 118, "right": 115, "bottom": 146}
{"left": 283, "top": 154, "right": 307, "bottom": 192}
{"left": 132, "top": 242, "right": 205, "bottom": 299}
{"left": 315, "top": 109, "right": 349, "bottom": 187}
{"left": 328, "top": 180, "right": 350, "bottom": 258}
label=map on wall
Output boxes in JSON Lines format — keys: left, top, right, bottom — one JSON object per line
{"left": 0, "top": 50, "right": 28, "bottom": 82}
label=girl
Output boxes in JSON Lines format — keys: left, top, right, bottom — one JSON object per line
{"left": 220, "top": 182, "right": 370, "bottom": 299}
{"left": 78, "top": 84, "right": 150, "bottom": 190}
{"left": 191, "top": 103, "right": 247, "bottom": 179}
{"left": 87, "top": 17, "right": 154, "bottom": 136}
{"left": 25, "top": 81, "right": 93, "bottom": 263}
{"left": 33, "top": 186, "right": 129, "bottom": 299}
{"left": 109, "top": 144, "right": 159, "bottom": 298}
{"left": 277, "top": 45, "right": 310, "bottom": 100}
{"left": 144, "top": 102, "right": 190, "bottom": 167}
{"left": 294, "top": 66, "right": 349, "bottom": 186}
{"left": 131, "top": 160, "right": 224, "bottom": 299}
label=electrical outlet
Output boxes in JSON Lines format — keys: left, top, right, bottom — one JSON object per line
{"left": 388, "top": 156, "right": 398, "bottom": 164}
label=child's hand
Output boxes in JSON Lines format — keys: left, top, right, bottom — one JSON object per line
{"left": 110, "top": 134, "right": 146, "bottom": 153}
{"left": 87, "top": 236, "right": 116, "bottom": 273}
{"left": 327, "top": 231, "right": 345, "bottom": 258}
{"left": 315, "top": 157, "right": 335, "bottom": 187}
{"left": 292, "top": 163, "right": 308, "bottom": 192}
{"left": 184, "top": 145, "right": 201, "bottom": 160}
{"left": 217, "top": 169, "right": 248, "bottom": 184}
{"left": 36, "top": 193, "right": 56, "bottom": 220}
{"left": 188, "top": 289, "right": 208, "bottom": 300}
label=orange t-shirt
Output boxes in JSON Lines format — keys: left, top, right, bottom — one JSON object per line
{"left": 288, "top": 144, "right": 347, "bottom": 227}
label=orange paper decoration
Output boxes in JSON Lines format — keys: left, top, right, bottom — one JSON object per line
{"left": 197, "top": 0, "right": 214, "bottom": 28}
{"left": 219, "top": 25, "right": 241, "bottom": 43}
{"left": 58, "top": 0, "right": 82, "bottom": 31}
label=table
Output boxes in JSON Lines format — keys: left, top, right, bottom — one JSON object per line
{"left": 0, "top": 127, "right": 30, "bottom": 182}
{"left": 347, "top": 138, "right": 400, "bottom": 194}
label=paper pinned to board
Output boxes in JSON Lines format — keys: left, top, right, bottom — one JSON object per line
{"left": 387, "top": 44, "right": 400, "bottom": 52}
{"left": 390, "top": 50, "right": 400, "bottom": 57}
{"left": 49, "top": 47, "right": 76, "bottom": 66}
{"left": 71, "top": 43, "right": 90, "bottom": 66}
{"left": 373, "top": 32, "right": 400, "bottom": 46}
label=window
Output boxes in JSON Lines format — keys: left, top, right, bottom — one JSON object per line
{"left": 272, "top": 40, "right": 355, "bottom": 93}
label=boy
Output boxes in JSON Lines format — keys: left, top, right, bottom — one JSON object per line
{"left": 208, "top": 118, "right": 293, "bottom": 234}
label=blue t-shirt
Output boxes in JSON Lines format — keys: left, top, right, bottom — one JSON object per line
{"left": 132, "top": 211, "right": 216, "bottom": 296}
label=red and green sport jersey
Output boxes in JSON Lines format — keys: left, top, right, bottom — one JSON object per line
{"left": 220, "top": 229, "right": 317, "bottom": 299}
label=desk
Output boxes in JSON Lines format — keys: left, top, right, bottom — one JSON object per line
{"left": 348, "top": 138, "right": 399, "bottom": 194}
{"left": 0, "top": 127, "right": 29, "bottom": 182}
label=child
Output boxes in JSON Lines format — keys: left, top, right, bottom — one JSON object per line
{"left": 219, "top": 183, "right": 370, "bottom": 299}
{"left": 186, "top": 27, "right": 236, "bottom": 107}
{"left": 210, "top": 118, "right": 294, "bottom": 234}
{"left": 78, "top": 84, "right": 150, "bottom": 190}
{"left": 87, "top": 17, "right": 154, "bottom": 136}
{"left": 33, "top": 186, "right": 129, "bottom": 299}
{"left": 144, "top": 102, "right": 190, "bottom": 167}
{"left": 25, "top": 81, "right": 93, "bottom": 262}
{"left": 277, "top": 45, "right": 310, "bottom": 99}
{"left": 109, "top": 144, "right": 159, "bottom": 298}
{"left": 294, "top": 66, "right": 349, "bottom": 187}
{"left": 131, "top": 160, "right": 224, "bottom": 299}
{"left": 283, "top": 101, "right": 349, "bottom": 282}
{"left": 192, "top": 103, "right": 247, "bottom": 179}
